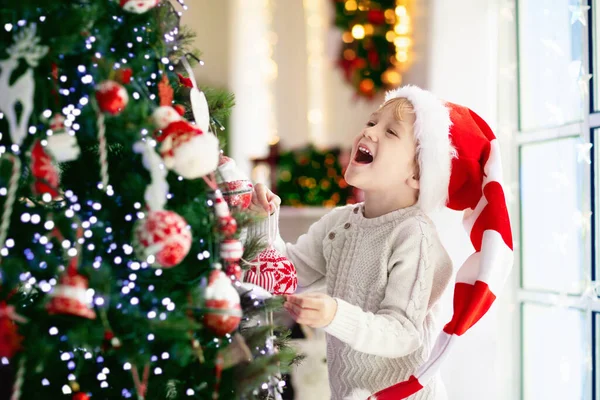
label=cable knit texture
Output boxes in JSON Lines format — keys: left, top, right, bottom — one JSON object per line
{"left": 247, "top": 204, "right": 453, "bottom": 400}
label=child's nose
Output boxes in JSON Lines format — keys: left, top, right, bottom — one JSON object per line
{"left": 363, "top": 128, "right": 379, "bottom": 142}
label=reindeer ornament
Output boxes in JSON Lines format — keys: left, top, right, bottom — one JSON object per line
{"left": 0, "top": 24, "right": 48, "bottom": 146}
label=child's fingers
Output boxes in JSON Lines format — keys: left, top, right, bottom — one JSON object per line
{"left": 286, "top": 295, "right": 321, "bottom": 310}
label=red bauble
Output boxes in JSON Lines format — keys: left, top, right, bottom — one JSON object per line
{"left": 30, "top": 140, "right": 60, "bottom": 198}
{"left": 244, "top": 248, "right": 297, "bottom": 295}
{"left": 202, "top": 270, "right": 242, "bottom": 336}
{"left": 115, "top": 68, "right": 133, "bottom": 85}
{"left": 0, "top": 317, "right": 23, "bottom": 359}
{"left": 120, "top": 0, "right": 160, "bottom": 14}
{"left": 95, "top": 80, "right": 129, "bottom": 115}
{"left": 46, "top": 273, "right": 96, "bottom": 319}
{"left": 72, "top": 393, "right": 91, "bottom": 400}
{"left": 367, "top": 9, "right": 386, "bottom": 25}
{"left": 217, "top": 156, "right": 253, "bottom": 210}
{"left": 225, "top": 263, "right": 242, "bottom": 280}
{"left": 218, "top": 216, "right": 238, "bottom": 237}
{"left": 173, "top": 104, "right": 186, "bottom": 116}
{"left": 133, "top": 210, "right": 192, "bottom": 268}
{"left": 220, "top": 239, "right": 244, "bottom": 263}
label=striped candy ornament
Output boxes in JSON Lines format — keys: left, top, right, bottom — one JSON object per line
{"left": 363, "top": 88, "right": 513, "bottom": 400}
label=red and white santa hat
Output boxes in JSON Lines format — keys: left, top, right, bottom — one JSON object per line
{"left": 363, "top": 86, "right": 514, "bottom": 400}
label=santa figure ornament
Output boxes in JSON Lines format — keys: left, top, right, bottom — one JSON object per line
{"left": 202, "top": 266, "right": 242, "bottom": 336}
{"left": 350, "top": 86, "right": 514, "bottom": 400}
{"left": 30, "top": 140, "right": 60, "bottom": 198}
{"left": 47, "top": 270, "right": 96, "bottom": 319}
{"left": 120, "top": 0, "right": 160, "bottom": 14}
{"left": 46, "top": 114, "right": 81, "bottom": 162}
{"left": 95, "top": 80, "right": 128, "bottom": 115}
{"left": 244, "top": 208, "right": 298, "bottom": 295}
{"left": 132, "top": 141, "right": 192, "bottom": 268}
{"left": 152, "top": 105, "right": 219, "bottom": 180}
{"left": 216, "top": 156, "right": 254, "bottom": 210}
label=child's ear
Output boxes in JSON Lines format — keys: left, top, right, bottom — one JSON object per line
{"left": 407, "top": 175, "right": 420, "bottom": 190}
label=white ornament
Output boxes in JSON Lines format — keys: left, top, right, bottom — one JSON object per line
{"left": 171, "top": 133, "right": 219, "bottom": 179}
{"left": 190, "top": 89, "right": 210, "bottom": 133}
{"left": 0, "top": 24, "right": 48, "bottom": 146}
{"left": 46, "top": 134, "right": 80, "bottom": 162}
{"left": 133, "top": 141, "right": 168, "bottom": 211}
{"left": 180, "top": 56, "right": 210, "bottom": 132}
{"left": 121, "top": 0, "right": 160, "bottom": 14}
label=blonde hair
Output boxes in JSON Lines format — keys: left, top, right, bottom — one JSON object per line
{"left": 379, "top": 97, "right": 420, "bottom": 179}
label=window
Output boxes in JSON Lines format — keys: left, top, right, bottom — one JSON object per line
{"left": 517, "top": 0, "right": 597, "bottom": 398}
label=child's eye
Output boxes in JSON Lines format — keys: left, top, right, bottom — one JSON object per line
{"left": 366, "top": 121, "right": 376, "bottom": 127}
{"left": 387, "top": 129, "right": 398, "bottom": 137}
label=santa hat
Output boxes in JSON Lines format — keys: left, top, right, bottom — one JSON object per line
{"left": 360, "top": 86, "right": 514, "bottom": 400}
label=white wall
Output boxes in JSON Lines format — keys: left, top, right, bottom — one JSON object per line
{"left": 180, "top": 0, "right": 229, "bottom": 89}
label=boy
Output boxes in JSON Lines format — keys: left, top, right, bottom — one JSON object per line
{"left": 249, "top": 85, "right": 513, "bottom": 400}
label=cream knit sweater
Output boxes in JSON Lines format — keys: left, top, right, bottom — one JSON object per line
{"left": 248, "top": 204, "right": 453, "bottom": 400}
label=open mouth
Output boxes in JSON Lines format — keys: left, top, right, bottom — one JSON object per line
{"left": 354, "top": 145, "right": 374, "bottom": 164}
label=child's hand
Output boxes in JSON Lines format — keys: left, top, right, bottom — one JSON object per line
{"left": 249, "top": 183, "right": 281, "bottom": 216}
{"left": 284, "top": 293, "right": 338, "bottom": 328}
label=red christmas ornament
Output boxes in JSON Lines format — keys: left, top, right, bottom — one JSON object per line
{"left": 367, "top": 49, "right": 380, "bottom": 69}
{"left": 216, "top": 156, "right": 253, "bottom": 210}
{"left": 367, "top": 9, "right": 386, "bottom": 25}
{"left": 202, "top": 270, "right": 242, "bottom": 336}
{"left": 120, "top": 0, "right": 160, "bottom": 14}
{"left": 46, "top": 272, "right": 96, "bottom": 319}
{"left": 72, "top": 393, "right": 90, "bottom": 400}
{"left": 177, "top": 73, "right": 194, "bottom": 88}
{"left": 95, "top": 80, "right": 129, "bottom": 115}
{"left": 220, "top": 239, "right": 244, "bottom": 263}
{"left": 244, "top": 248, "right": 297, "bottom": 295}
{"left": 103, "top": 330, "right": 122, "bottom": 350}
{"left": 30, "top": 140, "right": 60, "bottom": 198}
{"left": 133, "top": 210, "right": 192, "bottom": 268}
{"left": 225, "top": 263, "right": 242, "bottom": 280}
{"left": 0, "top": 315, "right": 23, "bottom": 359}
{"left": 218, "top": 216, "right": 237, "bottom": 237}
{"left": 173, "top": 104, "right": 186, "bottom": 116}
{"left": 115, "top": 68, "right": 133, "bottom": 85}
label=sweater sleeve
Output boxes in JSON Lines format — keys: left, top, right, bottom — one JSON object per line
{"left": 324, "top": 225, "right": 435, "bottom": 358}
{"left": 245, "top": 207, "right": 348, "bottom": 293}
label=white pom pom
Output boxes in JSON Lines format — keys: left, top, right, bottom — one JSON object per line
{"left": 344, "top": 389, "right": 376, "bottom": 400}
{"left": 46, "top": 133, "right": 80, "bottom": 162}
{"left": 153, "top": 106, "right": 182, "bottom": 130}
{"left": 171, "top": 132, "right": 220, "bottom": 179}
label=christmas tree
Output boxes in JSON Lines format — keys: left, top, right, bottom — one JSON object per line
{"left": 0, "top": 1, "right": 294, "bottom": 399}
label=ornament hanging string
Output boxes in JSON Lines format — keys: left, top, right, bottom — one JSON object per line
{"left": 92, "top": 101, "right": 109, "bottom": 191}
{"left": 131, "top": 363, "right": 150, "bottom": 400}
{"left": 0, "top": 154, "right": 21, "bottom": 260}
{"left": 10, "top": 357, "right": 25, "bottom": 400}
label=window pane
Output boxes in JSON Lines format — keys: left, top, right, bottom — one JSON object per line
{"left": 522, "top": 303, "right": 589, "bottom": 400}
{"left": 520, "top": 137, "right": 586, "bottom": 293}
{"left": 518, "top": 0, "right": 585, "bottom": 131}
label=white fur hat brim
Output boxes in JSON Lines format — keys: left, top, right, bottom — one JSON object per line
{"left": 385, "top": 85, "right": 455, "bottom": 213}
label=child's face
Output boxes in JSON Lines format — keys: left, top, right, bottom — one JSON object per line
{"left": 345, "top": 100, "right": 420, "bottom": 195}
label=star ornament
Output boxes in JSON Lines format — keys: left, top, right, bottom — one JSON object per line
{"left": 576, "top": 142, "right": 593, "bottom": 164}
{"left": 569, "top": 4, "right": 590, "bottom": 26}
{"left": 578, "top": 72, "right": 593, "bottom": 96}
